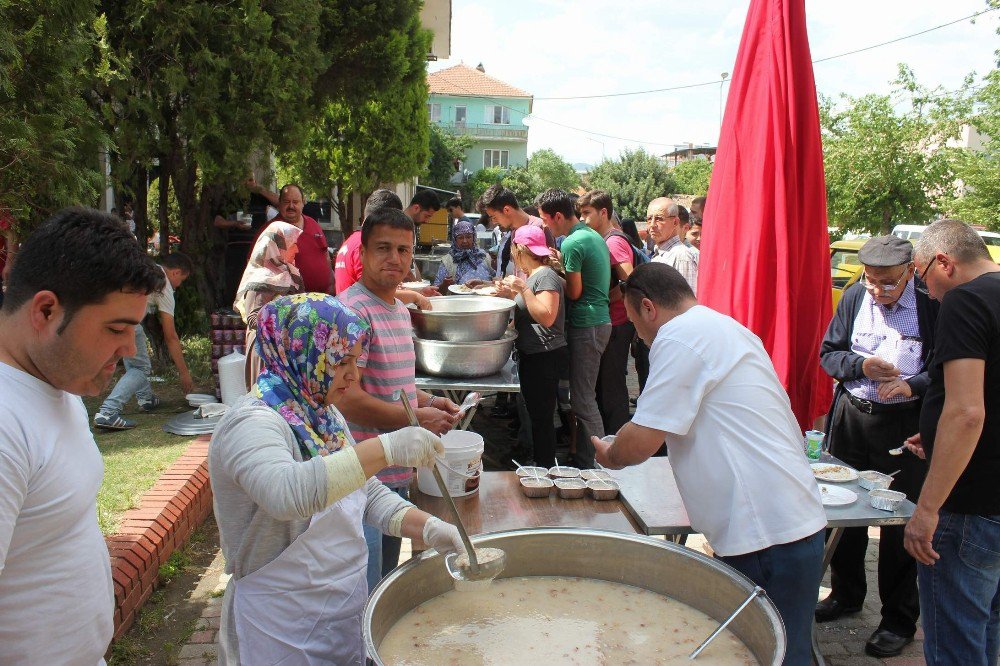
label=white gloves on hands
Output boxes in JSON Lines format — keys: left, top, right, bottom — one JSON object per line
{"left": 422, "top": 517, "right": 464, "bottom": 555}
{"left": 379, "top": 426, "right": 444, "bottom": 467}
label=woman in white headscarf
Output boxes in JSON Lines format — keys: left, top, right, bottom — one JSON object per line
{"left": 234, "top": 221, "right": 304, "bottom": 385}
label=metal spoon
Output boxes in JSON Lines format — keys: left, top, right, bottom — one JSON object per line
{"left": 689, "top": 586, "right": 765, "bottom": 660}
{"left": 393, "top": 390, "right": 505, "bottom": 583}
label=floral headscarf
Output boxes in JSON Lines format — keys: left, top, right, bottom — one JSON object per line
{"left": 234, "top": 221, "right": 304, "bottom": 320}
{"left": 252, "top": 293, "right": 370, "bottom": 459}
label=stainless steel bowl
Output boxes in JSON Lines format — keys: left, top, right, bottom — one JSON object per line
{"left": 413, "top": 330, "right": 516, "bottom": 378}
{"left": 364, "top": 529, "right": 785, "bottom": 665}
{"left": 409, "top": 296, "right": 515, "bottom": 342}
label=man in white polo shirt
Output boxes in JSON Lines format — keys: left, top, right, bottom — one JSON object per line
{"left": 594, "top": 262, "right": 826, "bottom": 666}
{"left": 0, "top": 208, "right": 166, "bottom": 664}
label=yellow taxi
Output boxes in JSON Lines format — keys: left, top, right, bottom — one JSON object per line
{"left": 830, "top": 239, "right": 865, "bottom": 310}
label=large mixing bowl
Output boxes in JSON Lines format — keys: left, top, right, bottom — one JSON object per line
{"left": 364, "top": 529, "right": 785, "bottom": 665}
{"left": 409, "top": 296, "right": 515, "bottom": 342}
{"left": 414, "top": 330, "right": 517, "bottom": 378}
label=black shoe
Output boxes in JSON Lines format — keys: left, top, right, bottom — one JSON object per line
{"left": 814, "top": 596, "right": 863, "bottom": 623}
{"left": 489, "top": 405, "right": 514, "bottom": 418}
{"left": 865, "top": 629, "right": 913, "bottom": 658}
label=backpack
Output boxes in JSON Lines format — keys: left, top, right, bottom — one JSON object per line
{"left": 608, "top": 230, "right": 650, "bottom": 268}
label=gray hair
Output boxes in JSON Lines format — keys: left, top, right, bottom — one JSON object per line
{"left": 914, "top": 219, "right": 991, "bottom": 264}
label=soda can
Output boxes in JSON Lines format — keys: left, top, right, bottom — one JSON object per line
{"left": 804, "top": 430, "right": 825, "bottom": 461}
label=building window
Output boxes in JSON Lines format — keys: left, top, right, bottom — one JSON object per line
{"left": 484, "top": 149, "right": 509, "bottom": 168}
{"left": 427, "top": 103, "right": 441, "bottom": 122}
{"left": 455, "top": 106, "right": 467, "bottom": 124}
{"left": 484, "top": 105, "right": 510, "bottom": 125}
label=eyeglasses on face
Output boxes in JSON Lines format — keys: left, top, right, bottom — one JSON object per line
{"left": 861, "top": 264, "right": 911, "bottom": 292}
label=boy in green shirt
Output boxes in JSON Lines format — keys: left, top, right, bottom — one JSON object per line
{"left": 536, "top": 189, "right": 612, "bottom": 467}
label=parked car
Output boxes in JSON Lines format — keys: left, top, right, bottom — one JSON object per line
{"left": 830, "top": 239, "right": 865, "bottom": 310}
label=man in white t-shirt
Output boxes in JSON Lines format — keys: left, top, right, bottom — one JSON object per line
{"left": 0, "top": 207, "right": 166, "bottom": 664}
{"left": 593, "top": 262, "right": 826, "bottom": 666}
{"left": 95, "top": 252, "right": 195, "bottom": 430}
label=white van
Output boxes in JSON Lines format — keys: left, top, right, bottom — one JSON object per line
{"left": 893, "top": 223, "right": 1000, "bottom": 247}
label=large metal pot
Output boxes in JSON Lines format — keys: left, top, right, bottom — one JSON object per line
{"left": 364, "top": 529, "right": 785, "bottom": 665}
{"left": 409, "top": 296, "right": 515, "bottom": 342}
{"left": 414, "top": 331, "right": 517, "bottom": 378}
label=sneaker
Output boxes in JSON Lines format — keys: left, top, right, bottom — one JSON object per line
{"left": 138, "top": 395, "right": 162, "bottom": 412}
{"left": 94, "top": 412, "right": 137, "bottom": 430}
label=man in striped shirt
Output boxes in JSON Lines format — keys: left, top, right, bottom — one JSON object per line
{"left": 338, "top": 207, "right": 459, "bottom": 587}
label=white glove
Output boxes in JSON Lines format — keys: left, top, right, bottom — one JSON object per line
{"left": 379, "top": 426, "right": 444, "bottom": 467}
{"left": 422, "top": 517, "right": 464, "bottom": 555}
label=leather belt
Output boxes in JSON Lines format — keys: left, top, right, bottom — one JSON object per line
{"left": 845, "top": 392, "right": 919, "bottom": 415}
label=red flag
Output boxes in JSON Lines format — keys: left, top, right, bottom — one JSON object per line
{"left": 699, "top": 0, "right": 832, "bottom": 429}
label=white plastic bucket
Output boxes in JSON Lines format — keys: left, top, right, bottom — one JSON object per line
{"left": 218, "top": 351, "right": 248, "bottom": 406}
{"left": 416, "top": 430, "right": 484, "bottom": 498}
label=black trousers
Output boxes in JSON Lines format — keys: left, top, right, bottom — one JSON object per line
{"left": 827, "top": 395, "right": 926, "bottom": 636}
{"left": 518, "top": 346, "right": 567, "bottom": 468}
{"left": 596, "top": 321, "right": 635, "bottom": 435}
{"left": 632, "top": 337, "right": 650, "bottom": 391}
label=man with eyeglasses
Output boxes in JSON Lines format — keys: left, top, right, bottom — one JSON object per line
{"left": 816, "top": 235, "right": 938, "bottom": 658}
{"left": 646, "top": 197, "right": 698, "bottom": 292}
{"left": 903, "top": 220, "right": 1000, "bottom": 666}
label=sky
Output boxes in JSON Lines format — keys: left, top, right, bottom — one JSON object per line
{"left": 428, "top": 0, "right": 1000, "bottom": 165}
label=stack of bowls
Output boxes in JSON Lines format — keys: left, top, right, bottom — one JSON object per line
{"left": 410, "top": 296, "right": 517, "bottom": 378}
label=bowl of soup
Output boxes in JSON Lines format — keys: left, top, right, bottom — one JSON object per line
{"left": 364, "top": 529, "right": 785, "bottom": 665}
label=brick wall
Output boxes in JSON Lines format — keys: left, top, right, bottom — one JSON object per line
{"left": 105, "top": 436, "right": 213, "bottom": 640}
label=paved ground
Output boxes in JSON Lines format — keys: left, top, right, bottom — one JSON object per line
{"left": 170, "top": 366, "right": 926, "bottom": 664}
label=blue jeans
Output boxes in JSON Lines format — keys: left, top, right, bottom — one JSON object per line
{"left": 918, "top": 510, "right": 1000, "bottom": 666}
{"left": 718, "top": 530, "right": 824, "bottom": 666}
{"left": 99, "top": 324, "right": 154, "bottom": 416}
{"left": 363, "top": 486, "right": 409, "bottom": 594}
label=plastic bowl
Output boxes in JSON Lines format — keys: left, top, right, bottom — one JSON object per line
{"left": 586, "top": 479, "right": 620, "bottom": 500}
{"left": 519, "top": 477, "right": 554, "bottom": 498}
{"left": 554, "top": 478, "right": 587, "bottom": 499}
{"left": 869, "top": 488, "right": 906, "bottom": 512}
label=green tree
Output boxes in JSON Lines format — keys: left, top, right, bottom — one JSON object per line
{"left": 587, "top": 148, "right": 676, "bottom": 220}
{"left": 466, "top": 166, "right": 507, "bottom": 206}
{"left": 527, "top": 148, "right": 580, "bottom": 193}
{"left": 0, "top": 2, "right": 108, "bottom": 229}
{"left": 424, "top": 124, "right": 474, "bottom": 191}
{"left": 943, "top": 69, "right": 1000, "bottom": 228}
{"left": 821, "top": 66, "right": 972, "bottom": 235}
{"left": 281, "top": 12, "right": 432, "bottom": 234}
{"left": 670, "top": 159, "right": 713, "bottom": 196}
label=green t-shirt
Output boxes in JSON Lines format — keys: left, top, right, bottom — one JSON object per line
{"left": 561, "top": 221, "right": 611, "bottom": 327}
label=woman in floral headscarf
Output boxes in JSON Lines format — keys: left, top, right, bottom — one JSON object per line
{"left": 234, "top": 220, "right": 304, "bottom": 385}
{"left": 433, "top": 220, "right": 493, "bottom": 290}
{"left": 209, "top": 293, "right": 463, "bottom": 665}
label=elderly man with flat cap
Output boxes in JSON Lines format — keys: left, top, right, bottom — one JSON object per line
{"left": 816, "top": 235, "right": 938, "bottom": 657}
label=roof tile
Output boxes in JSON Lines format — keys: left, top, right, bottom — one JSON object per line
{"left": 428, "top": 64, "right": 532, "bottom": 99}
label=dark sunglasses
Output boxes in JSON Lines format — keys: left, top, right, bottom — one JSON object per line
{"left": 618, "top": 276, "right": 651, "bottom": 301}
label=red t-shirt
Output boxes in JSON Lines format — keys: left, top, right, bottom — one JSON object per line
{"left": 333, "top": 230, "right": 362, "bottom": 295}
{"left": 267, "top": 214, "right": 331, "bottom": 293}
{"left": 605, "top": 233, "right": 633, "bottom": 326}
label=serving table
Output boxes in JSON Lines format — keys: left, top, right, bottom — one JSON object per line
{"left": 415, "top": 367, "right": 520, "bottom": 430}
{"left": 408, "top": 471, "right": 640, "bottom": 540}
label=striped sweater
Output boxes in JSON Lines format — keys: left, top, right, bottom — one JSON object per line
{"left": 340, "top": 282, "right": 417, "bottom": 489}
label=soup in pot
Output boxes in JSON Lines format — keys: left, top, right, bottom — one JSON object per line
{"left": 378, "top": 576, "right": 757, "bottom": 665}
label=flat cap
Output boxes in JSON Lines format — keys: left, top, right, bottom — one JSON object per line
{"left": 858, "top": 235, "right": 913, "bottom": 267}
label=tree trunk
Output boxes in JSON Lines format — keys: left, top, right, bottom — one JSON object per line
{"left": 134, "top": 165, "right": 149, "bottom": 251}
{"left": 335, "top": 177, "right": 351, "bottom": 235}
{"left": 158, "top": 157, "right": 171, "bottom": 256}
{"left": 880, "top": 207, "right": 893, "bottom": 236}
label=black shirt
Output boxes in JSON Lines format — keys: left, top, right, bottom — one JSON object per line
{"left": 919, "top": 271, "right": 1000, "bottom": 514}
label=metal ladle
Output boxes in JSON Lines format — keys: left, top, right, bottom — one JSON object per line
{"left": 689, "top": 586, "right": 764, "bottom": 660}
{"left": 394, "top": 391, "right": 506, "bottom": 583}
